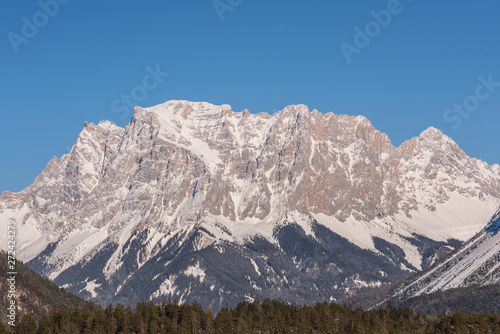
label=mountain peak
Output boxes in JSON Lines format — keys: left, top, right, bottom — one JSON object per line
{"left": 3, "top": 99, "right": 500, "bottom": 311}
{"left": 141, "top": 100, "right": 231, "bottom": 115}
{"left": 279, "top": 104, "right": 310, "bottom": 113}
{"left": 419, "top": 126, "right": 446, "bottom": 138}
{"left": 399, "top": 126, "right": 454, "bottom": 151}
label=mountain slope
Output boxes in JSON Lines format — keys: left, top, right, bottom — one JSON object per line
{"left": 397, "top": 284, "right": 500, "bottom": 316}
{"left": 341, "top": 208, "right": 500, "bottom": 312}
{"left": 0, "top": 251, "right": 88, "bottom": 324}
{"left": 391, "top": 207, "right": 500, "bottom": 301}
{"left": 1, "top": 100, "right": 500, "bottom": 310}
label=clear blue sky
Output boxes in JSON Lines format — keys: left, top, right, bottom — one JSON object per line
{"left": 1, "top": 1, "right": 500, "bottom": 192}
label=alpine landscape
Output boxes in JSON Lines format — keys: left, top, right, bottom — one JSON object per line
{"left": 1, "top": 101, "right": 499, "bottom": 314}
{"left": 2, "top": 1, "right": 500, "bottom": 332}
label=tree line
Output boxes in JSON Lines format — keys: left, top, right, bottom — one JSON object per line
{"left": 2, "top": 299, "right": 500, "bottom": 333}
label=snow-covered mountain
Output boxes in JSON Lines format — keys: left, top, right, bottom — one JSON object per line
{"left": 1, "top": 100, "right": 500, "bottom": 310}
{"left": 392, "top": 207, "right": 500, "bottom": 301}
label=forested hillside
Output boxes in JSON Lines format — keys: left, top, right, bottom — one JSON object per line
{"left": 1, "top": 253, "right": 499, "bottom": 333}
{"left": 0, "top": 251, "right": 89, "bottom": 322}
{"left": 395, "top": 284, "right": 500, "bottom": 316}
{"left": 2, "top": 299, "right": 500, "bottom": 333}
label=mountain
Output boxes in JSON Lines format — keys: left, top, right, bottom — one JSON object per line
{"left": 0, "top": 250, "right": 88, "bottom": 324}
{"left": 390, "top": 207, "right": 500, "bottom": 301}
{"left": 341, "top": 208, "right": 500, "bottom": 312}
{"left": 1, "top": 100, "right": 500, "bottom": 310}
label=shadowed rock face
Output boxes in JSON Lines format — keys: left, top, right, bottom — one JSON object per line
{"left": 1, "top": 100, "right": 500, "bottom": 310}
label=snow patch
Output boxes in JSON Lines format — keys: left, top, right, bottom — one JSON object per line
{"left": 81, "top": 279, "right": 101, "bottom": 298}
{"left": 249, "top": 258, "right": 261, "bottom": 276}
{"left": 151, "top": 275, "right": 178, "bottom": 299}
{"left": 184, "top": 262, "right": 206, "bottom": 282}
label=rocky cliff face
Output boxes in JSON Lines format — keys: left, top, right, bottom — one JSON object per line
{"left": 1, "top": 100, "right": 499, "bottom": 310}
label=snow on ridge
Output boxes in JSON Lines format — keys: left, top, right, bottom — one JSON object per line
{"left": 393, "top": 204, "right": 500, "bottom": 300}
{"left": 427, "top": 232, "right": 500, "bottom": 293}
{"left": 102, "top": 216, "right": 143, "bottom": 280}
{"left": 46, "top": 224, "right": 111, "bottom": 280}
{"left": 0, "top": 205, "right": 47, "bottom": 262}
{"left": 141, "top": 100, "right": 230, "bottom": 115}
{"left": 196, "top": 192, "right": 496, "bottom": 273}
{"left": 313, "top": 193, "right": 500, "bottom": 271}
{"left": 405, "top": 228, "right": 500, "bottom": 297}
{"left": 2, "top": 99, "right": 500, "bottom": 308}
{"left": 405, "top": 192, "right": 500, "bottom": 242}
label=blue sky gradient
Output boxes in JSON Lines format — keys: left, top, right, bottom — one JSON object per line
{"left": 1, "top": 1, "right": 500, "bottom": 192}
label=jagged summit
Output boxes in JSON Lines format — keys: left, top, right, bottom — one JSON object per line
{"left": 1, "top": 100, "right": 499, "bottom": 310}
{"left": 135, "top": 100, "right": 453, "bottom": 151}
{"left": 138, "top": 99, "right": 371, "bottom": 122}
{"left": 139, "top": 100, "right": 233, "bottom": 117}
{"left": 417, "top": 126, "right": 455, "bottom": 145}
{"left": 420, "top": 126, "right": 444, "bottom": 136}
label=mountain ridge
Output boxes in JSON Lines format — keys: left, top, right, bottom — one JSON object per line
{"left": 1, "top": 100, "right": 499, "bottom": 310}
{"left": 391, "top": 206, "right": 500, "bottom": 300}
